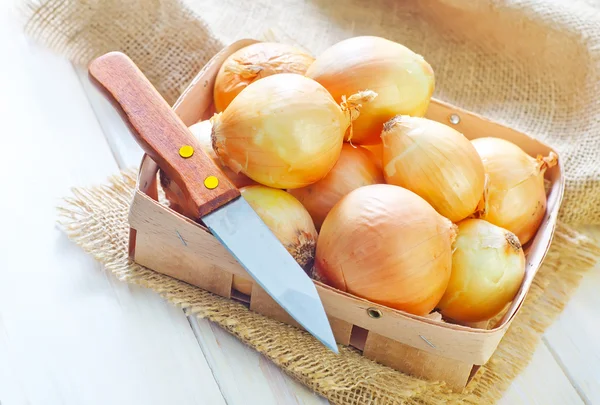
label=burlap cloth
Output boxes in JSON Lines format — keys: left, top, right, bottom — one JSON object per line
{"left": 22, "top": 0, "right": 600, "bottom": 403}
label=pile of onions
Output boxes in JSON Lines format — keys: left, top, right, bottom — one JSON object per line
{"left": 314, "top": 184, "right": 456, "bottom": 316}
{"left": 437, "top": 219, "right": 526, "bottom": 323}
{"left": 306, "top": 36, "right": 435, "bottom": 145}
{"left": 211, "top": 73, "right": 376, "bottom": 189}
{"left": 213, "top": 42, "right": 315, "bottom": 112}
{"left": 232, "top": 185, "right": 318, "bottom": 295}
{"left": 381, "top": 116, "right": 485, "bottom": 222}
{"left": 159, "top": 36, "right": 561, "bottom": 325}
{"left": 471, "top": 137, "right": 558, "bottom": 244}
{"left": 289, "top": 144, "right": 384, "bottom": 230}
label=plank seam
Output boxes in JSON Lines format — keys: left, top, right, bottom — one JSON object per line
{"left": 542, "top": 337, "right": 590, "bottom": 405}
{"left": 185, "top": 314, "right": 231, "bottom": 405}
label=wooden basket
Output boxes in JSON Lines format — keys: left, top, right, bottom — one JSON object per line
{"left": 127, "top": 39, "right": 565, "bottom": 391}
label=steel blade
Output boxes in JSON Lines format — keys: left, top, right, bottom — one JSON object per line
{"left": 202, "top": 197, "right": 338, "bottom": 353}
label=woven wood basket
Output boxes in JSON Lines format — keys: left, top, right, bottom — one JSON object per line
{"left": 127, "top": 39, "right": 565, "bottom": 391}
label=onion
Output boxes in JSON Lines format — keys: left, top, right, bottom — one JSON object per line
{"left": 289, "top": 143, "right": 384, "bottom": 230}
{"left": 437, "top": 219, "right": 526, "bottom": 323}
{"left": 381, "top": 116, "right": 486, "bottom": 222}
{"left": 362, "top": 143, "right": 383, "bottom": 170}
{"left": 471, "top": 137, "right": 558, "bottom": 244}
{"left": 189, "top": 120, "right": 256, "bottom": 188}
{"left": 305, "top": 36, "right": 435, "bottom": 145}
{"left": 214, "top": 42, "right": 315, "bottom": 112}
{"left": 314, "top": 184, "right": 456, "bottom": 316}
{"left": 232, "top": 185, "right": 318, "bottom": 295}
{"left": 231, "top": 275, "right": 254, "bottom": 296}
{"left": 212, "top": 73, "right": 376, "bottom": 189}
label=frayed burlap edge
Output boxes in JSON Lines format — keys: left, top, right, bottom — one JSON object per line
{"left": 57, "top": 168, "right": 600, "bottom": 405}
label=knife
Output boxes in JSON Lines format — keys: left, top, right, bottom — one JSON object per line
{"left": 88, "top": 52, "right": 338, "bottom": 353}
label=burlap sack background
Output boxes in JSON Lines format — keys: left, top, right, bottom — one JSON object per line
{"left": 23, "top": 0, "right": 600, "bottom": 225}
{"left": 20, "top": 0, "right": 600, "bottom": 404}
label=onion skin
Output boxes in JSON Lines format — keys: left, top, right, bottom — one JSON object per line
{"left": 471, "top": 137, "right": 558, "bottom": 244}
{"left": 437, "top": 219, "right": 526, "bottom": 323}
{"left": 212, "top": 73, "right": 370, "bottom": 189}
{"left": 306, "top": 36, "right": 435, "bottom": 145}
{"left": 214, "top": 42, "right": 314, "bottom": 112}
{"left": 381, "top": 116, "right": 485, "bottom": 222}
{"left": 289, "top": 144, "right": 384, "bottom": 230}
{"left": 189, "top": 120, "right": 256, "bottom": 188}
{"left": 232, "top": 277, "right": 253, "bottom": 296}
{"left": 232, "top": 185, "right": 318, "bottom": 294}
{"left": 362, "top": 142, "right": 383, "bottom": 170}
{"left": 315, "top": 184, "right": 456, "bottom": 316}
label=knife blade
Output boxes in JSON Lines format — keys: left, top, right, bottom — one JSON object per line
{"left": 87, "top": 51, "right": 338, "bottom": 353}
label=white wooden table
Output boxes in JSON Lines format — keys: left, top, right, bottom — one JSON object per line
{"left": 0, "top": 3, "right": 598, "bottom": 404}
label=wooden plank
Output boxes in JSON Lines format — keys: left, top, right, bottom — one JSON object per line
{"left": 189, "top": 316, "right": 329, "bottom": 405}
{"left": 76, "top": 58, "right": 330, "bottom": 404}
{"left": 499, "top": 343, "right": 584, "bottom": 405}
{"left": 544, "top": 226, "right": 600, "bottom": 405}
{"left": 0, "top": 4, "right": 225, "bottom": 404}
{"left": 74, "top": 67, "right": 145, "bottom": 169}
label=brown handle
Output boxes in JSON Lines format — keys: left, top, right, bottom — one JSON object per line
{"left": 88, "top": 52, "right": 240, "bottom": 220}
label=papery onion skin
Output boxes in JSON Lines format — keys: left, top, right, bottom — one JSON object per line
{"left": 362, "top": 142, "right": 383, "bottom": 171}
{"left": 232, "top": 276, "right": 253, "bottom": 296}
{"left": 437, "top": 219, "right": 526, "bottom": 323}
{"left": 471, "top": 137, "right": 558, "bottom": 245}
{"left": 212, "top": 73, "right": 373, "bottom": 189}
{"left": 381, "top": 116, "right": 486, "bottom": 223}
{"left": 289, "top": 144, "right": 384, "bottom": 230}
{"left": 315, "top": 184, "right": 456, "bottom": 316}
{"left": 306, "top": 36, "right": 435, "bottom": 145}
{"left": 232, "top": 185, "right": 318, "bottom": 294}
{"left": 190, "top": 120, "right": 257, "bottom": 188}
{"left": 214, "top": 42, "right": 315, "bottom": 112}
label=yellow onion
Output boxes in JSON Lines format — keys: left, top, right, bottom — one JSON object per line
{"left": 214, "top": 42, "right": 315, "bottom": 112}
{"left": 305, "top": 36, "right": 435, "bottom": 145}
{"left": 315, "top": 184, "right": 456, "bottom": 316}
{"left": 289, "top": 143, "right": 384, "bottom": 230}
{"left": 362, "top": 142, "right": 384, "bottom": 170}
{"left": 232, "top": 185, "right": 318, "bottom": 295}
{"left": 437, "top": 219, "right": 526, "bottom": 323}
{"left": 189, "top": 120, "right": 256, "bottom": 188}
{"left": 212, "top": 73, "right": 376, "bottom": 189}
{"left": 381, "top": 116, "right": 485, "bottom": 222}
{"left": 471, "top": 137, "right": 558, "bottom": 244}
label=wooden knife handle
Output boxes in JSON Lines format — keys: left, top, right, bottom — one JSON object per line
{"left": 88, "top": 52, "right": 240, "bottom": 220}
